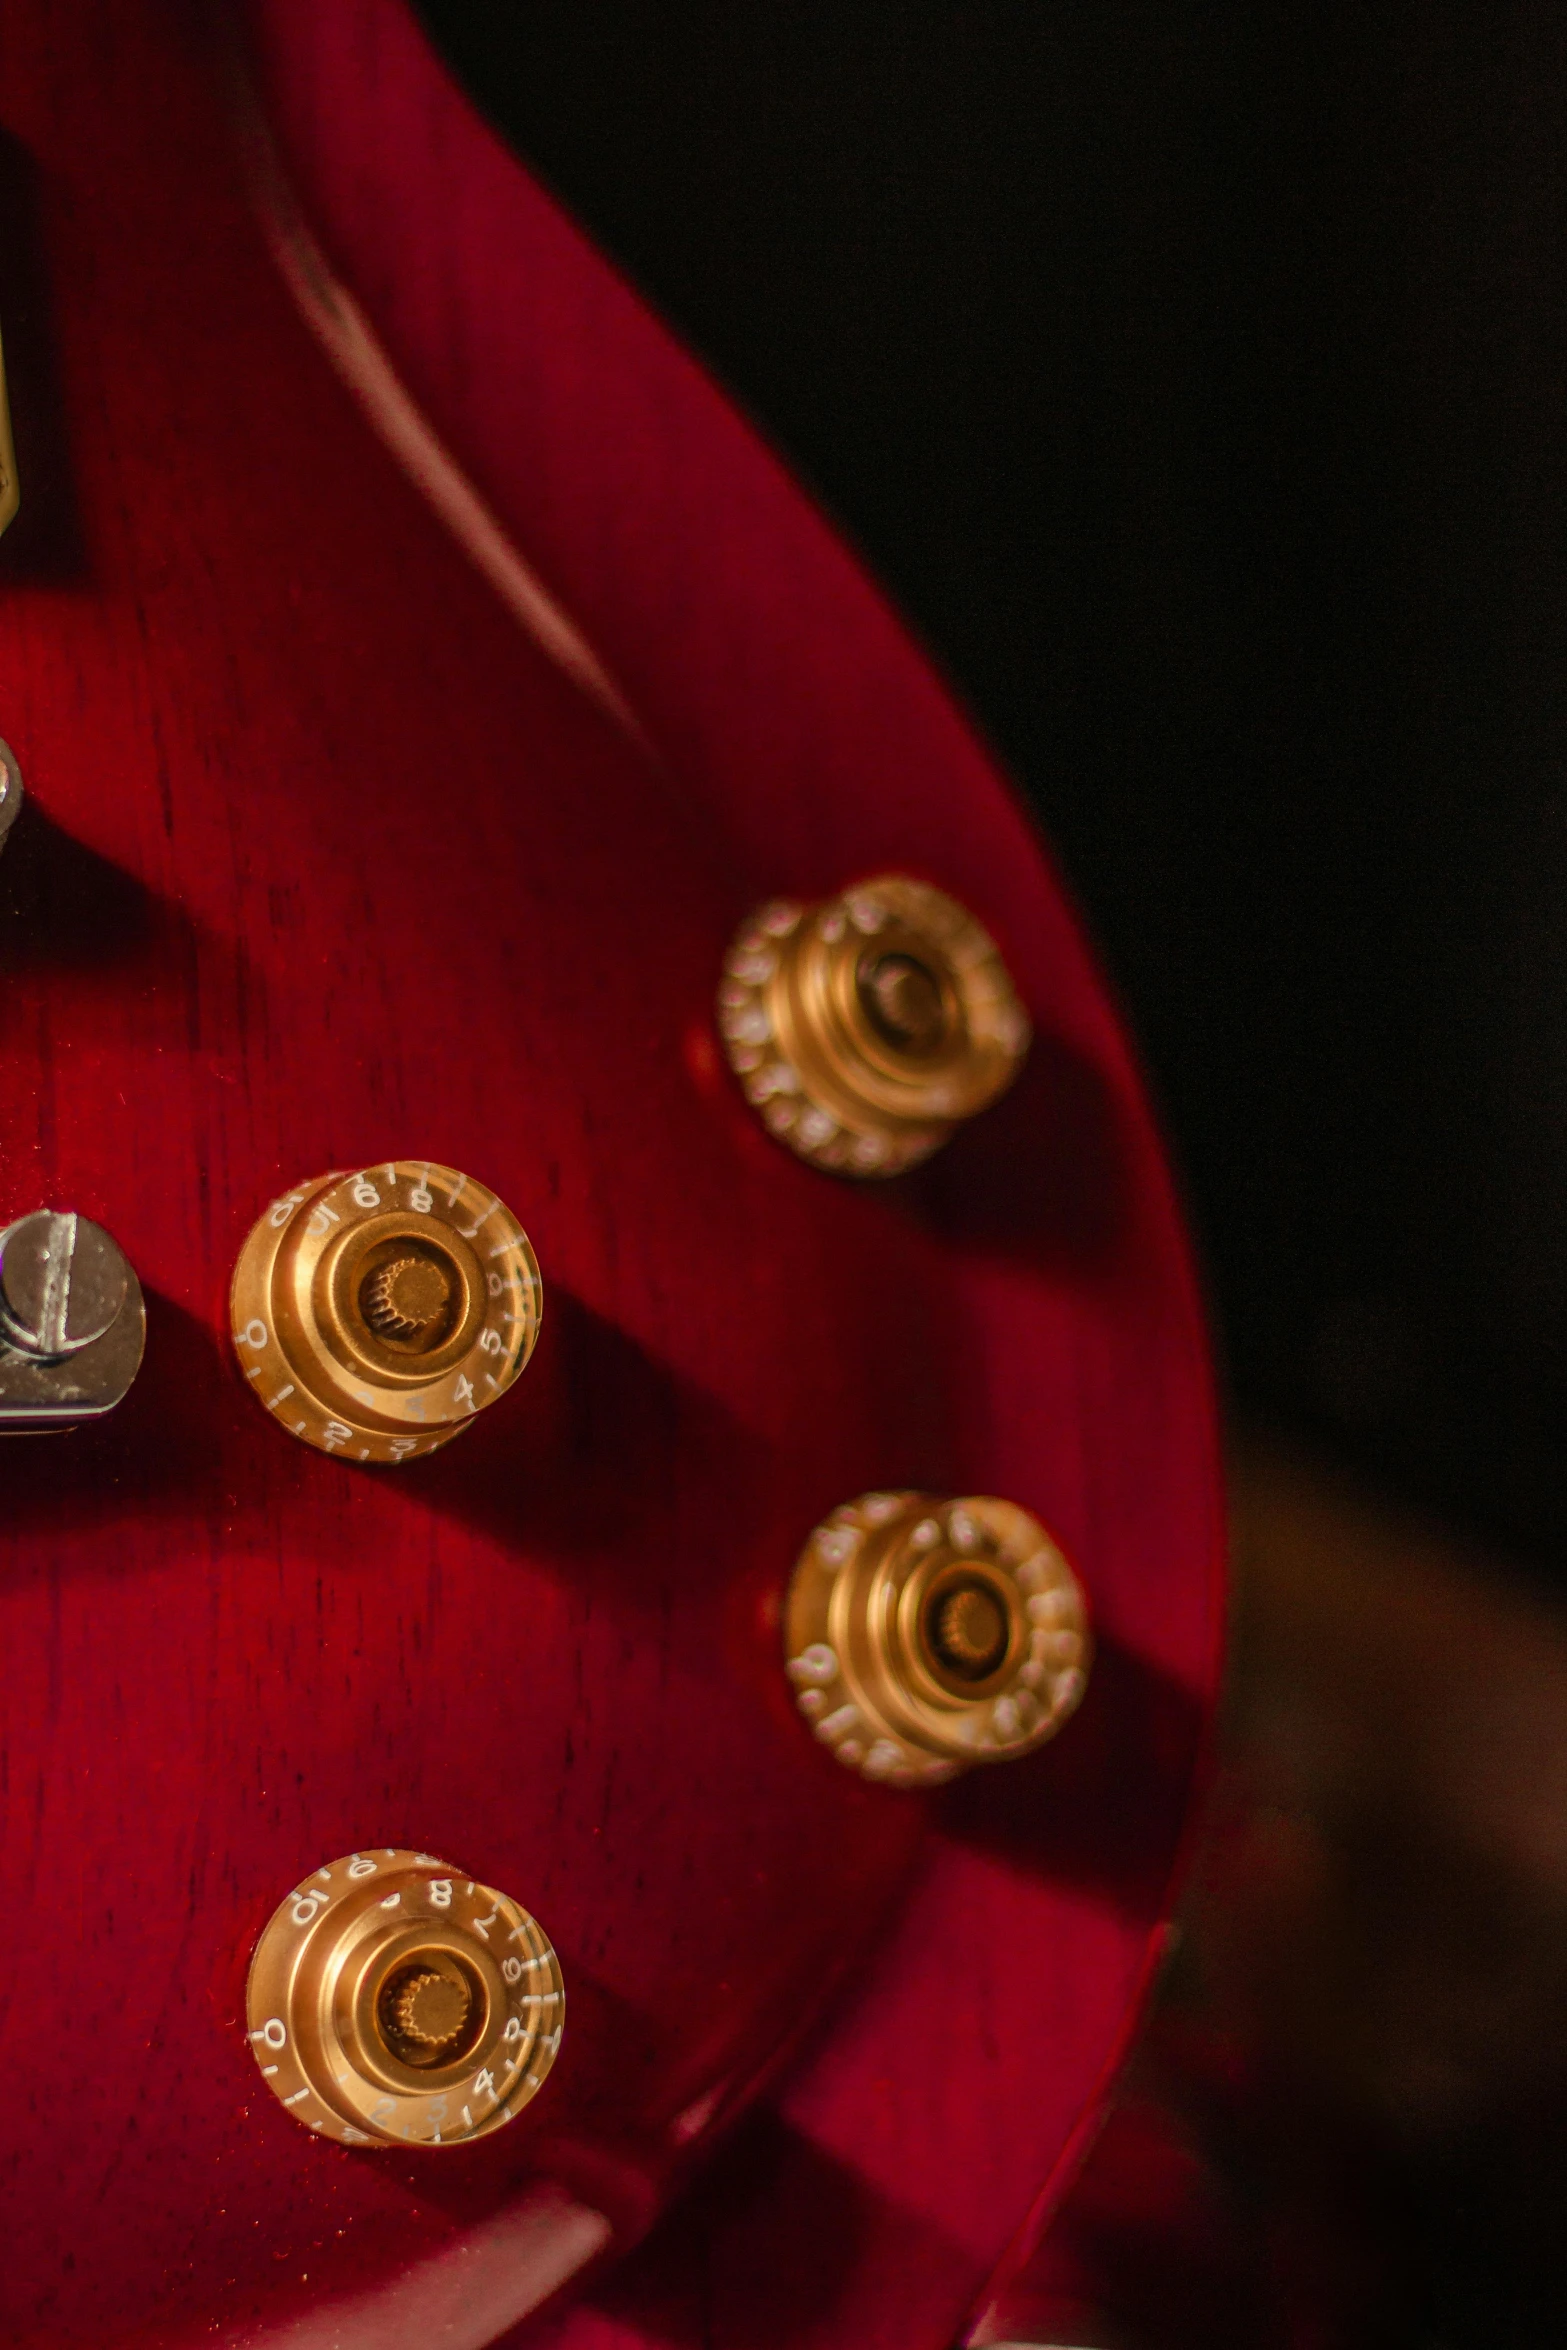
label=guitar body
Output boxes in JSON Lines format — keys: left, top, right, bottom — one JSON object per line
{"left": 0, "top": 4, "right": 1223, "bottom": 2344}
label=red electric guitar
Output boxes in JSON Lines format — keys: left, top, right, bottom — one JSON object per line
{"left": 0, "top": 5, "right": 1223, "bottom": 2344}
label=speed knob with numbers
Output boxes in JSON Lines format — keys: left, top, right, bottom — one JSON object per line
{"left": 246, "top": 1850, "right": 564, "bottom": 2147}
{"left": 785, "top": 1491, "right": 1090, "bottom": 1785}
{"left": 229, "top": 1161, "right": 541, "bottom": 1461}
{"left": 0, "top": 1209, "right": 145, "bottom": 1431}
{"left": 718, "top": 873, "right": 1031, "bottom": 1175}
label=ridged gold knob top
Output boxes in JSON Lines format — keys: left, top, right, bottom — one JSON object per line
{"left": 383, "top": 1965, "right": 472, "bottom": 2057}
{"left": 784, "top": 1491, "right": 1090, "bottom": 1785}
{"left": 229, "top": 1162, "right": 542, "bottom": 1463}
{"left": 245, "top": 1849, "right": 563, "bottom": 2148}
{"left": 361, "top": 1255, "right": 455, "bottom": 1344}
{"left": 932, "top": 1580, "right": 1011, "bottom": 1677}
{"left": 718, "top": 875, "right": 1030, "bottom": 1175}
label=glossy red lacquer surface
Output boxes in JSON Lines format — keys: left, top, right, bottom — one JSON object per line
{"left": 0, "top": 4, "right": 1224, "bottom": 2344}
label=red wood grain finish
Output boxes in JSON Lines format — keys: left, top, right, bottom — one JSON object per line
{"left": 0, "top": 4, "right": 1223, "bottom": 2343}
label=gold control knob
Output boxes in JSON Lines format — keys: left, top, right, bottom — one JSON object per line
{"left": 245, "top": 1848, "right": 564, "bottom": 2148}
{"left": 717, "top": 875, "right": 1030, "bottom": 1175}
{"left": 784, "top": 1491, "right": 1090, "bottom": 1785}
{"left": 230, "top": 1162, "right": 541, "bottom": 1462}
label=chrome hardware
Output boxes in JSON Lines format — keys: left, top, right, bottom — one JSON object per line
{"left": 0, "top": 1211, "right": 146, "bottom": 1430}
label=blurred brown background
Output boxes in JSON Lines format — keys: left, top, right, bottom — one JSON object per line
{"left": 987, "top": 1435, "right": 1567, "bottom": 2345}
{"left": 414, "top": 10, "right": 1567, "bottom": 2339}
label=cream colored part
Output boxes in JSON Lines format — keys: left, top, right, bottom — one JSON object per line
{"left": 239, "top": 108, "right": 646, "bottom": 752}
{"left": 222, "top": 2188, "right": 609, "bottom": 2350}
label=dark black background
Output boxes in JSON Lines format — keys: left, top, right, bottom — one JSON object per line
{"left": 414, "top": 3, "right": 1567, "bottom": 1580}
{"left": 406, "top": 15, "right": 1567, "bottom": 2342}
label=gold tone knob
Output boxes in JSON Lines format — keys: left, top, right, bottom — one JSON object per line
{"left": 245, "top": 1848, "right": 564, "bottom": 2148}
{"left": 385, "top": 1965, "right": 471, "bottom": 2055}
{"left": 229, "top": 1162, "right": 541, "bottom": 1463}
{"left": 784, "top": 1491, "right": 1090, "bottom": 1785}
{"left": 717, "top": 875, "right": 1030, "bottom": 1175}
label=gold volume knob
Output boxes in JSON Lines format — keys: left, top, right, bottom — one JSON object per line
{"left": 230, "top": 1161, "right": 541, "bottom": 1462}
{"left": 717, "top": 875, "right": 1030, "bottom": 1175}
{"left": 784, "top": 1491, "right": 1090, "bottom": 1785}
{"left": 245, "top": 1848, "right": 564, "bottom": 2148}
